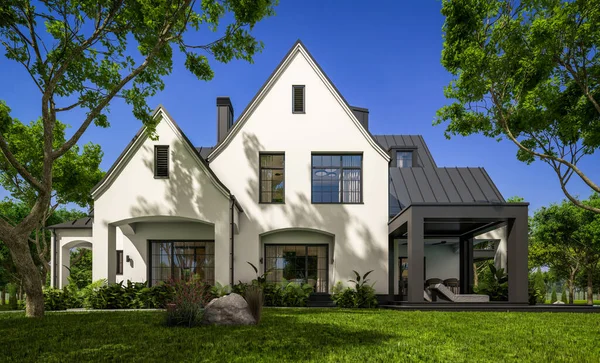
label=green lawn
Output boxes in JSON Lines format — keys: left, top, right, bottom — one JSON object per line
{"left": 545, "top": 299, "right": 600, "bottom": 305}
{"left": 1, "top": 308, "right": 599, "bottom": 362}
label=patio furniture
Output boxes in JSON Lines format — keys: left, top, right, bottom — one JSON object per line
{"left": 424, "top": 278, "right": 443, "bottom": 289}
{"left": 429, "top": 283, "right": 489, "bottom": 303}
{"left": 443, "top": 278, "right": 460, "bottom": 294}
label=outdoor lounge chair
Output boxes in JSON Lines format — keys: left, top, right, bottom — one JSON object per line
{"left": 429, "top": 283, "right": 489, "bottom": 303}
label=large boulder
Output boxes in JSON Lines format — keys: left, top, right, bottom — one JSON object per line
{"left": 202, "top": 293, "right": 256, "bottom": 326}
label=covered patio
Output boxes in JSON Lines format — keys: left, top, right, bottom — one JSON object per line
{"left": 388, "top": 202, "right": 529, "bottom": 304}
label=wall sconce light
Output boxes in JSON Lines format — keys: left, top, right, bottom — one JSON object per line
{"left": 330, "top": 257, "right": 334, "bottom": 264}
{"left": 126, "top": 255, "right": 131, "bottom": 263}
{"left": 259, "top": 257, "right": 263, "bottom": 264}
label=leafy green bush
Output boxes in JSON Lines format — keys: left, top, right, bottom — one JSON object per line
{"left": 561, "top": 290, "right": 568, "bottom": 304}
{"left": 551, "top": 289, "right": 557, "bottom": 304}
{"left": 331, "top": 282, "right": 356, "bottom": 308}
{"left": 263, "top": 279, "right": 313, "bottom": 307}
{"left": 134, "top": 282, "right": 174, "bottom": 309}
{"left": 43, "top": 288, "right": 68, "bottom": 311}
{"left": 85, "top": 280, "right": 147, "bottom": 309}
{"left": 331, "top": 271, "right": 378, "bottom": 308}
{"left": 475, "top": 264, "right": 508, "bottom": 301}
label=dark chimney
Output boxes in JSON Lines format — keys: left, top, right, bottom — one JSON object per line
{"left": 350, "top": 106, "right": 369, "bottom": 130}
{"left": 217, "top": 97, "right": 234, "bottom": 144}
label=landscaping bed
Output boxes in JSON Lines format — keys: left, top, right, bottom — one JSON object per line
{"left": 1, "top": 308, "right": 599, "bottom": 362}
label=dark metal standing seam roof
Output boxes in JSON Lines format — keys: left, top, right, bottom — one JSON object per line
{"left": 373, "top": 134, "right": 505, "bottom": 217}
{"left": 47, "top": 217, "right": 93, "bottom": 229}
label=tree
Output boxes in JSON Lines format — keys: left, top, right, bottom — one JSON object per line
{"left": 533, "top": 268, "right": 547, "bottom": 304}
{"left": 561, "top": 289, "right": 568, "bottom": 304}
{"left": 530, "top": 194, "right": 600, "bottom": 304}
{"left": 0, "top": 0, "right": 277, "bottom": 317}
{"left": 0, "top": 200, "right": 87, "bottom": 300}
{"left": 551, "top": 288, "right": 557, "bottom": 304}
{"left": 437, "top": 0, "right": 600, "bottom": 213}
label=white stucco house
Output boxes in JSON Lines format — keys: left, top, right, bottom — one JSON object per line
{"left": 48, "top": 40, "right": 529, "bottom": 304}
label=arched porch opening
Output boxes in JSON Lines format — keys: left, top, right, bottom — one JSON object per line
{"left": 260, "top": 228, "right": 335, "bottom": 293}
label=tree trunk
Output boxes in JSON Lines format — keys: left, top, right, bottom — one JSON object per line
{"left": 473, "top": 262, "right": 478, "bottom": 288}
{"left": 568, "top": 272, "right": 575, "bottom": 304}
{"left": 587, "top": 269, "right": 594, "bottom": 305}
{"left": 5, "top": 235, "right": 45, "bottom": 317}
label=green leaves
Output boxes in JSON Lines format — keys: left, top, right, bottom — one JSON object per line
{"left": 438, "top": 0, "right": 600, "bottom": 212}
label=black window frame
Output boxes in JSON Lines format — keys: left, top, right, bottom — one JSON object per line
{"left": 292, "top": 85, "right": 305, "bottom": 114}
{"left": 264, "top": 244, "right": 329, "bottom": 293}
{"left": 116, "top": 250, "right": 124, "bottom": 275}
{"left": 311, "top": 153, "right": 363, "bottom": 204}
{"left": 147, "top": 240, "right": 215, "bottom": 287}
{"left": 259, "top": 152, "right": 285, "bottom": 204}
{"left": 394, "top": 147, "right": 418, "bottom": 168}
{"left": 154, "top": 145, "right": 170, "bottom": 178}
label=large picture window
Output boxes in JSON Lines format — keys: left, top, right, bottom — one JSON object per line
{"left": 260, "top": 153, "right": 285, "bottom": 203}
{"left": 264, "top": 244, "right": 328, "bottom": 293}
{"left": 312, "top": 154, "right": 362, "bottom": 203}
{"left": 149, "top": 241, "right": 214, "bottom": 286}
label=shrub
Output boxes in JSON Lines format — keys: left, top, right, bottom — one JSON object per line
{"left": 211, "top": 282, "right": 232, "bottom": 298}
{"left": 332, "top": 271, "right": 378, "bottom": 308}
{"left": 475, "top": 264, "right": 508, "bottom": 301}
{"left": 134, "top": 282, "right": 174, "bottom": 309}
{"left": 551, "top": 289, "right": 557, "bottom": 304}
{"left": 44, "top": 288, "right": 68, "bottom": 311}
{"left": 165, "top": 278, "right": 213, "bottom": 327}
{"left": 331, "top": 282, "right": 356, "bottom": 308}
{"left": 244, "top": 285, "right": 263, "bottom": 324}
{"left": 263, "top": 279, "right": 313, "bottom": 307}
{"left": 561, "top": 290, "right": 568, "bottom": 304}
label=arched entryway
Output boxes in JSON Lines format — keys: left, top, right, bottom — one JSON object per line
{"left": 260, "top": 228, "right": 334, "bottom": 293}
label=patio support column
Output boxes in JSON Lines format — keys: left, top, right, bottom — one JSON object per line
{"left": 388, "top": 235, "right": 395, "bottom": 301}
{"left": 50, "top": 232, "right": 56, "bottom": 288}
{"left": 459, "top": 237, "right": 474, "bottom": 294}
{"left": 407, "top": 208, "right": 424, "bottom": 303}
{"left": 507, "top": 213, "right": 529, "bottom": 303}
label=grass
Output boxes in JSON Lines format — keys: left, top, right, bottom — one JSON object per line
{"left": 1, "top": 308, "right": 599, "bottom": 362}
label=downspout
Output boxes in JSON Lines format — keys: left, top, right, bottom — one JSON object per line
{"left": 229, "top": 195, "right": 236, "bottom": 286}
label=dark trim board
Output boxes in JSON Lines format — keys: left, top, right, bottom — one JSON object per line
{"left": 381, "top": 303, "right": 600, "bottom": 313}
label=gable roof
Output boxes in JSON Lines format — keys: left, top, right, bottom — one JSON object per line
{"left": 90, "top": 105, "right": 232, "bottom": 201}
{"left": 207, "top": 40, "right": 390, "bottom": 162}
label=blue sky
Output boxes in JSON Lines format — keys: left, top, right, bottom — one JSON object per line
{"left": 0, "top": 0, "right": 598, "bottom": 213}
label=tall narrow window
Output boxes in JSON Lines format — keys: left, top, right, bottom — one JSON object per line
{"left": 312, "top": 154, "right": 362, "bottom": 203}
{"left": 292, "top": 85, "right": 305, "bottom": 113}
{"left": 396, "top": 151, "right": 413, "bottom": 168}
{"left": 116, "top": 250, "right": 124, "bottom": 275}
{"left": 154, "top": 145, "right": 169, "bottom": 178}
{"left": 260, "top": 153, "right": 285, "bottom": 203}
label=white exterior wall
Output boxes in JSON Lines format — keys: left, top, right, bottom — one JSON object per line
{"left": 209, "top": 48, "right": 390, "bottom": 293}
{"left": 52, "top": 228, "right": 93, "bottom": 289}
{"left": 92, "top": 114, "right": 232, "bottom": 285}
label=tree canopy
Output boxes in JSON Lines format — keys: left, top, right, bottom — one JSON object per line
{"left": 437, "top": 0, "right": 600, "bottom": 213}
{"left": 0, "top": 0, "right": 277, "bottom": 317}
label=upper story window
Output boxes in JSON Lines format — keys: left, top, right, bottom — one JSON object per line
{"left": 154, "top": 145, "right": 169, "bottom": 178}
{"left": 260, "top": 153, "right": 285, "bottom": 203}
{"left": 292, "top": 85, "right": 305, "bottom": 113}
{"left": 312, "top": 154, "right": 362, "bottom": 204}
{"left": 396, "top": 150, "right": 413, "bottom": 168}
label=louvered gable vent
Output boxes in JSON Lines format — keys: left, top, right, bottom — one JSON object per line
{"left": 154, "top": 145, "right": 169, "bottom": 178}
{"left": 292, "top": 85, "right": 305, "bottom": 113}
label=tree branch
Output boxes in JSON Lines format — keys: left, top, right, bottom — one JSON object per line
{"left": 0, "top": 133, "right": 44, "bottom": 191}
